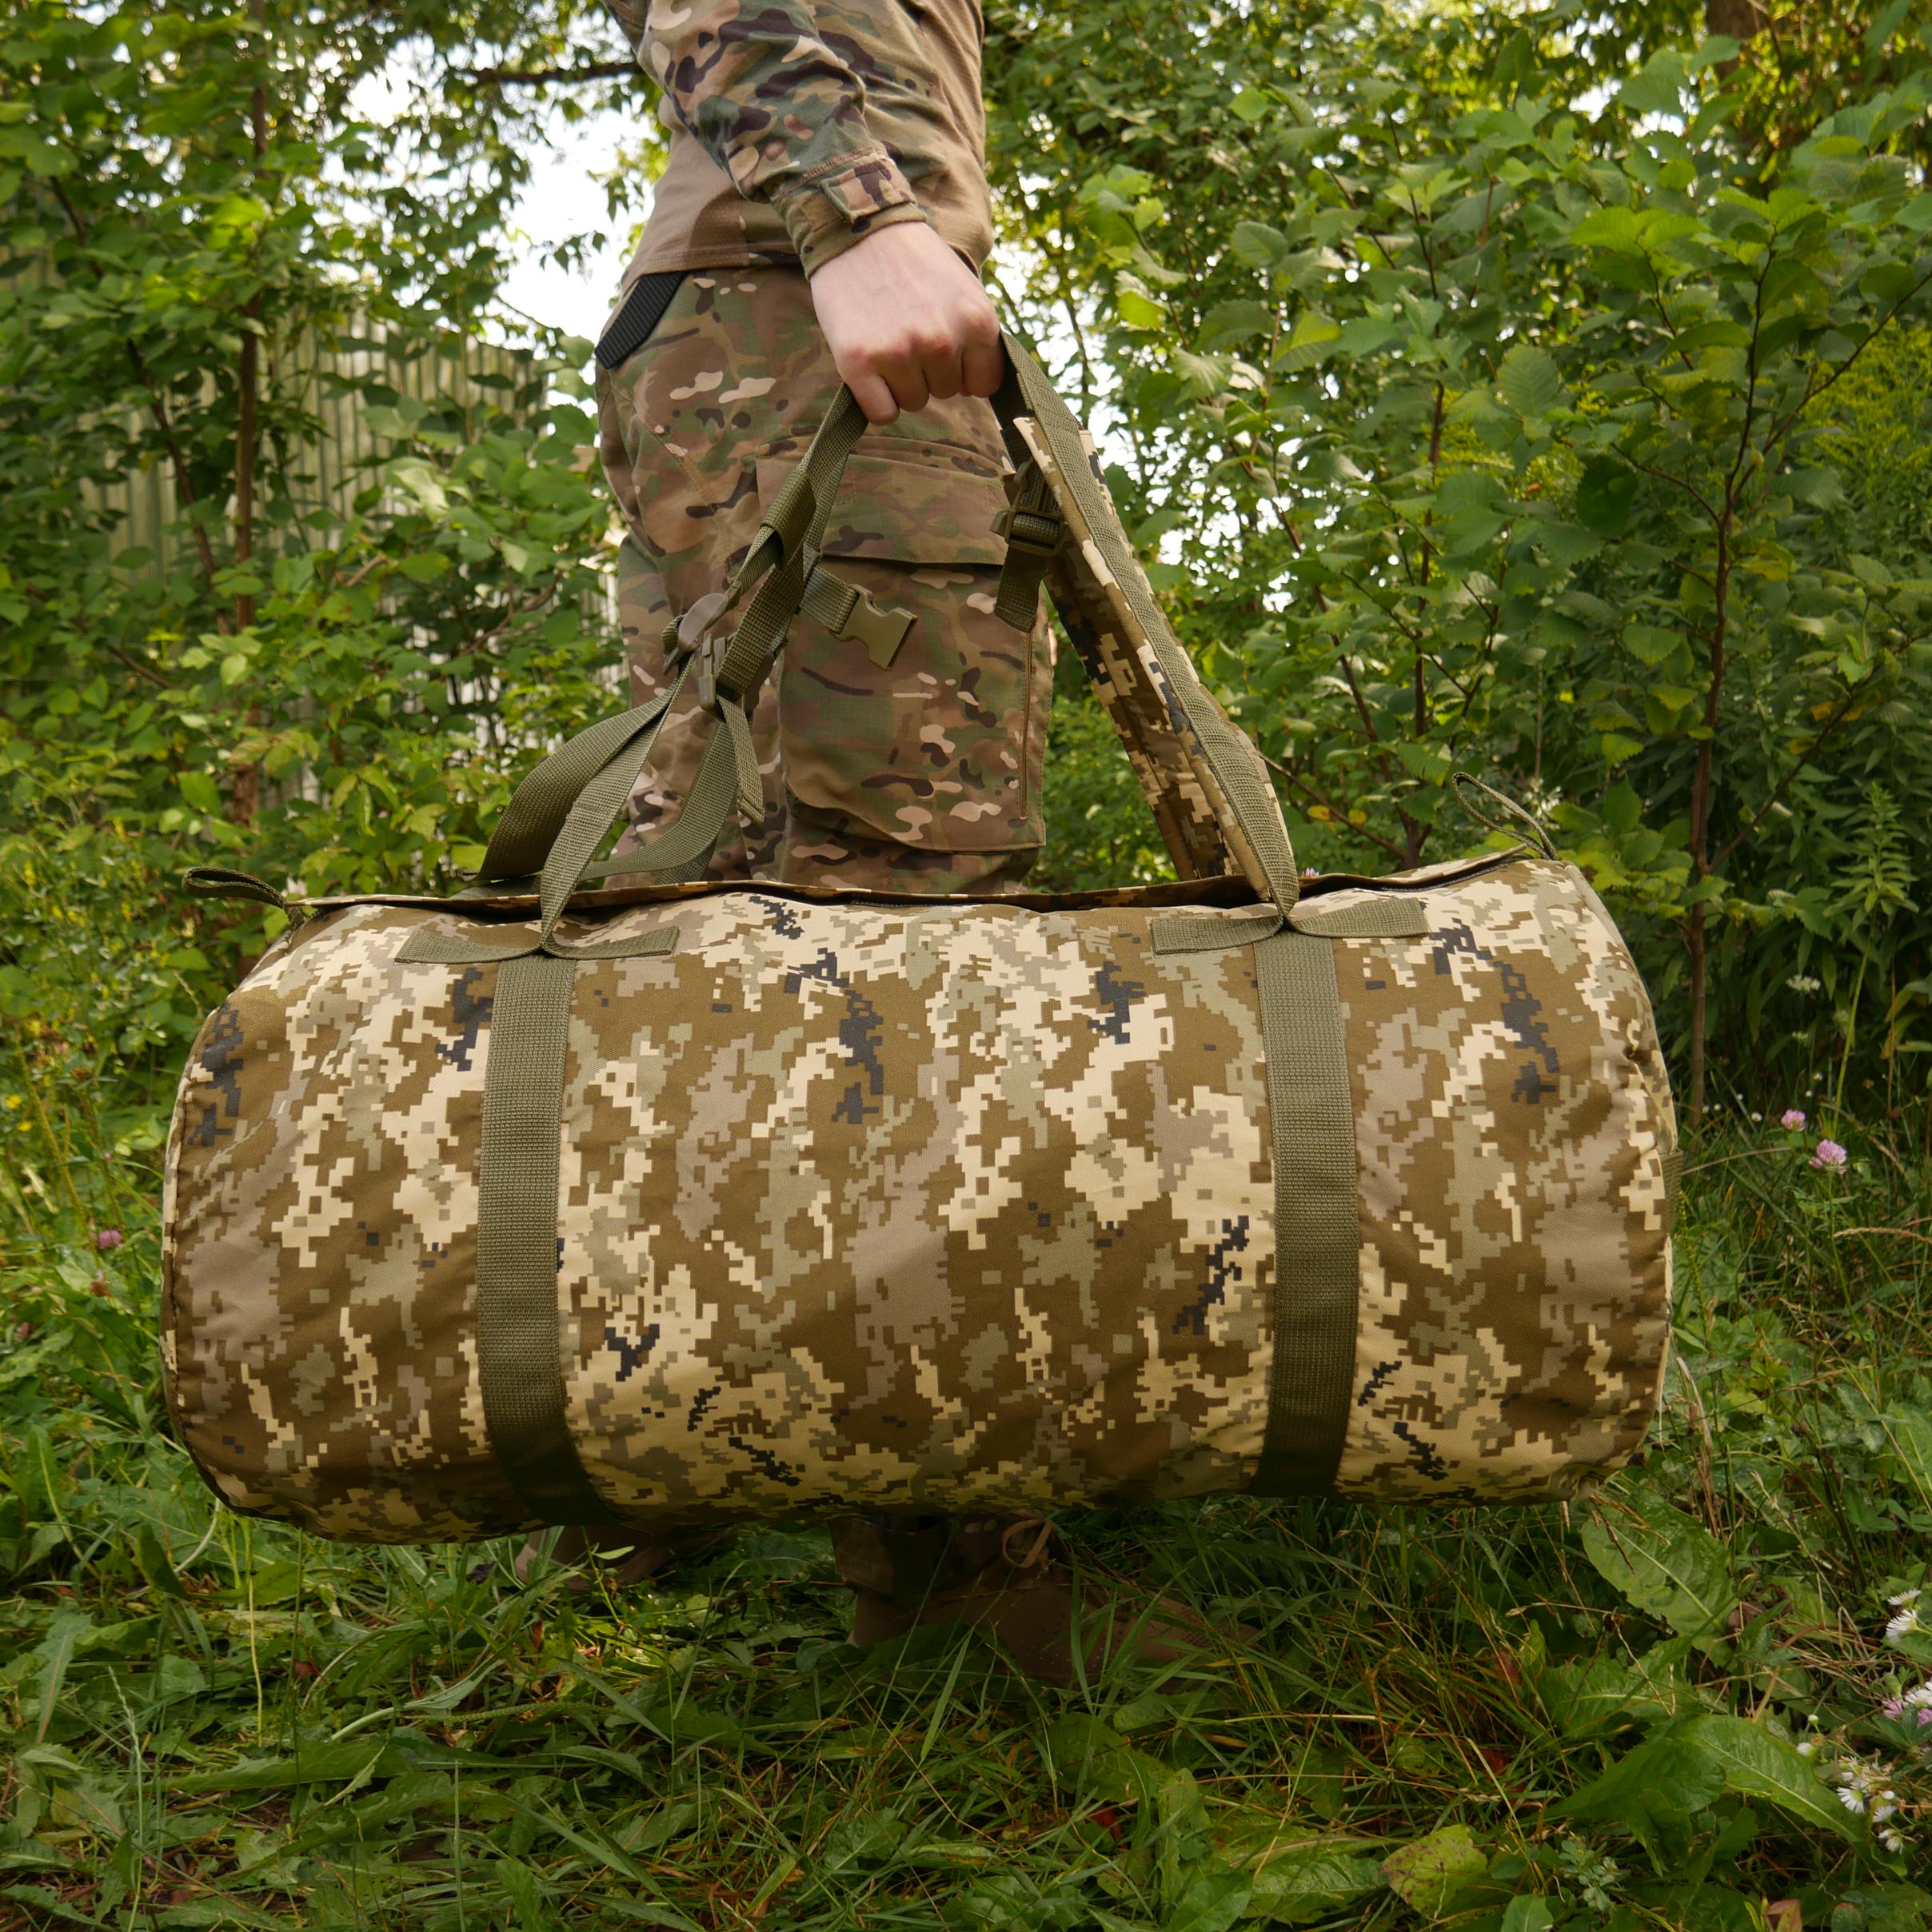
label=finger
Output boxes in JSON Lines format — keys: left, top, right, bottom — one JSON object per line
{"left": 960, "top": 328, "right": 1006, "bottom": 399}
{"left": 846, "top": 368, "right": 900, "bottom": 425}
{"left": 921, "top": 342, "right": 966, "bottom": 403}
{"left": 876, "top": 355, "right": 930, "bottom": 417}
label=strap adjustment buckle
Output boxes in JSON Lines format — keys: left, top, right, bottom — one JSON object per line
{"left": 992, "top": 468, "right": 1064, "bottom": 630}
{"left": 667, "top": 590, "right": 740, "bottom": 713}
{"left": 994, "top": 501, "right": 1064, "bottom": 562}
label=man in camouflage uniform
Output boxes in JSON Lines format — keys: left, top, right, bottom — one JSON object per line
{"left": 596, "top": 0, "right": 1052, "bottom": 892}
{"left": 533, "top": 0, "right": 1208, "bottom": 1683}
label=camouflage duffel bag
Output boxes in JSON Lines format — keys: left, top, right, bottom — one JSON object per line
{"left": 163, "top": 342, "right": 1678, "bottom": 1544}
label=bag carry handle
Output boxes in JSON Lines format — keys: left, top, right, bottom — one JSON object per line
{"left": 989, "top": 338, "right": 1299, "bottom": 908}
{"left": 463, "top": 340, "right": 1302, "bottom": 929}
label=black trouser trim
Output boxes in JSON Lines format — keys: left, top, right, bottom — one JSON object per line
{"left": 595, "top": 271, "right": 686, "bottom": 370}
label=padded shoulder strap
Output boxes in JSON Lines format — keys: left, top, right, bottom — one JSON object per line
{"left": 993, "top": 339, "right": 1300, "bottom": 911}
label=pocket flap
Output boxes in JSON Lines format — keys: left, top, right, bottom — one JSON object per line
{"left": 755, "top": 444, "right": 1011, "bottom": 566}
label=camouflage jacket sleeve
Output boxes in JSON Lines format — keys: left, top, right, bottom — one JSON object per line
{"left": 605, "top": 0, "right": 932, "bottom": 273}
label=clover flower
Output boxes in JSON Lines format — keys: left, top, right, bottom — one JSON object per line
{"left": 1781, "top": 1108, "right": 1807, "bottom": 1129}
{"left": 94, "top": 1227, "right": 123, "bottom": 1251}
{"left": 1810, "top": 1138, "right": 1849, "bottom": 1172}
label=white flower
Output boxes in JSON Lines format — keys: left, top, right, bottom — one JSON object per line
{"left": 1880, "top": 1827, "right": 1906, "bottom": 1854}
{"left": 1796, "top": 1738, "right": 1818, "bottom": 1757}
{"left": 1887, "top": 1599, "right": 1923, "bottom": 1643}
{"left": 1838, "top": 1786, "right": 1867, "bottom": 1814}
{"left": 1905, "top": 1681, "right": 1932, "bottom": 1710}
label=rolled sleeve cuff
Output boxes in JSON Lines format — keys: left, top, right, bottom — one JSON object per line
{"left": 777, "top": 150, "right": 930, "bottom": 275}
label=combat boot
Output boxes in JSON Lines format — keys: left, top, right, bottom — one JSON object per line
{"left": 832, "top": 1513, "right": 1236, "bottom": 1687}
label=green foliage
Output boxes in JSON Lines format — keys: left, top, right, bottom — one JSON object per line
{"left": 6, "top": 1091, "right": 1932, "bottom": 1923}
{"left": 0, "top": 0, "right": 634, "bottom": 1100}
{"left": 986, "top": 0, "right": 1932, "bottom": 1113}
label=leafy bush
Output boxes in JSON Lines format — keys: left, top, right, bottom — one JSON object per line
{"left": 988, "top": 1, "right": 1932, "bottom": 1115}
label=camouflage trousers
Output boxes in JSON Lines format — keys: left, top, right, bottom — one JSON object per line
{"left": 596, "top": 265, "right": 1054, "bottom": 890}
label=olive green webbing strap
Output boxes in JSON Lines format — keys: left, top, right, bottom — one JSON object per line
{"left": 478, "top": 686, "right": 681, "bottom": 886}
{"left": 476, "top": 953, "right": 621, "bottom": 1524}
{"left": 1249, "top": 931, "right": 1361, "bottom": 1497}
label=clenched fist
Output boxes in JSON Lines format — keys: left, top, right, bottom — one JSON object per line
{"left": 808, "top": 222, "right": 1004, "bottom": 424}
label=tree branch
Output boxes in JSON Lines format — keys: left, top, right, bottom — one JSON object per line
{"left": 459, "top": 59, "right": 636, "bottom": 88}
{"left": 1713, "top": 683, "right": 1862, "bottom": 872}
{"left": 1260, "top": 752, "right": 1409, "bottom": 862}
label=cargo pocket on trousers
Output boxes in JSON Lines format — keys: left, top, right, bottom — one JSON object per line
{"left": 759, "top": 442, "right": 1050, "bottom": 854}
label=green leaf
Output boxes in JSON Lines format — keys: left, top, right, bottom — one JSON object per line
{"left": 1172, "top": 349, "right": 1232, "bottom": 400}
{"left": 1243, "top": 1843, "right": 1386, "bottom": 1926}
{"left": 1571, "top": 206, "right": 1645, "bottom": 251}
{"left": 178, "top": 771, "right": 222, "bottom": 814}
{"left": 1498, "top": 343, "right": 1563, "bottom": 418}
{"left": 1279, "top": 309, "right": 1341, "bottom": 365}
{"left": 1164, "top": 1868, "right": 1251, "bottom": 1932}
{"left": 169, "top": 1740, "right": 393, "bottom": 1793}
{"left": 1782, "top": 468, "right": 1846, "bottom": 509}
{"left": 1623, "top": 624, "right": 1680, "bottom": 667}
{"left": 1576, "top": 460, "right": 1638, "bottom": 535}
{"left": 1681, "top": 1717, "right": 1861, "bottom": 1843}
{"left": 1231, "top": 221, "right": 1294, "bottom": 270}
{"left": 1603, "top": 782, "right": 1642, "bottom": 836}
{"left": 1532, "top": 521, "right": 1601, "bottom": 567}
{"left": 1381, "top": 1826, "right": 1487, "bottom": 1918}
{"left": 1549, "top": 1725, "right": 1750, "bottom": 1870}
{"left": 1581, "top": 1492, "right": 1735, "bottom": 1650}
{"left": 389, "top": 457, "right": 449, "bottom": 513}
{"left": 1532, "top": 1655, "right": 1660, "bottom": 1739}
{"left": 1199, "top": 298, "right": 1274, "bottom": 350}
{"left": 1503, "top": 1899, "right": 1556, "bottom": 1932}
{"left": 1620, "top": 50, "right": 1690, "bottom": 116}
{"left": 1552, "top": 1727, "right": 1726, "bottom": 1826}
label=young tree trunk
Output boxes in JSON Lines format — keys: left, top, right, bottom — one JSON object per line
{"left": 229, "top": 0, "right": 270, "bottom": 827}
{"left": 1684, "top": 535, "right": 1730, "bottom": 1121}
{"left": 1685, "top": 897, "right": 1709, "bottom": 1120}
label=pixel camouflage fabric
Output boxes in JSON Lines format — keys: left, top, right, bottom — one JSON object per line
{"left": 162, "top": 852, "right": 1675, "bottom": 1543}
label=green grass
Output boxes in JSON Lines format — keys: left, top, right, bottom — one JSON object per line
{"left": 4, "top": 1064, "right": 1932, "bottom": 1931}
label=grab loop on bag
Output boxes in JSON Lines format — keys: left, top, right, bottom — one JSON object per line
{"left": 1452, "top": 772, "right": 1558, "bottom": 860}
